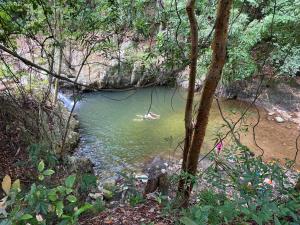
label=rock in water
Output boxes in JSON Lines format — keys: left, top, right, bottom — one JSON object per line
{"left": 275, "top": 116, "right": 285, "bottom": 123}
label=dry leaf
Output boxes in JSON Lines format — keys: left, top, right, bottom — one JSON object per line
{"left": 1, "top": 175, "right": 11, "bottom": 195}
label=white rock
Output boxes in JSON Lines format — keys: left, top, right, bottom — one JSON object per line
{"left": 135, "top": 174, "right": 148, "bottom": 183}
{"left": 88, "top": 193, "right": 102, "bottom": 199}
{"left": 275, "top": 116, "right": 285, "bottom": 123}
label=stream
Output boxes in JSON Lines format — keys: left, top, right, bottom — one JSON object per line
{"left": 61, "top": 87, "right": 299, "bottom": 179}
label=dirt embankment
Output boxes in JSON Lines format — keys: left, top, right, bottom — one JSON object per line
{"left": 0, "top": 93, "right": 80, "bottom": 194}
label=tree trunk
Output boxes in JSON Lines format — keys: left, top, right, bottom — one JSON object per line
{"left": 178, "top": 0, "right": 198, "bottom": 192}
{"left": 52, "top": 4, "right": 63, "bottom": 105}
{"left": 52, "top": 47, "right": 63, "bottom": 105}
{"left": 179, "top": 0, "right": 233, "bottom": 206}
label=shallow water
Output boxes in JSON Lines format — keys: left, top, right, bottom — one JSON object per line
{"left": 73, "top": 87, "right": 299, "bottom": 177}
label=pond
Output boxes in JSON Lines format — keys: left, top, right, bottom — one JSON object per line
{"left": 68, "top": 87, "right": 299, "bottom": 178}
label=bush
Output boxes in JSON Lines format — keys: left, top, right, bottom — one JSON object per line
{"left": 0, "top": 161, "right": 94, "bottom": 225}
{"left": 180, "top": 145, "right": 300, "bottom": 225}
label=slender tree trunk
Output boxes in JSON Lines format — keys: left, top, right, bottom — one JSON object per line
{"left": 179, "top": 0, "right": 233, "bottom": 206}
{"left": 52, "top": 47, "right": 63, "bottom": 104}
{"left": 178, "top": 0, "right": 198, "bottom": 192}
{"left": 295, "top": 178, "right": 300, "bottom": 192}
{"left": 52, "top": 4, "right": 63, "bottom": 105}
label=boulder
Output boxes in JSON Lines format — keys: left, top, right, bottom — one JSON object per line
{"left": 143, "top": 157, "right": 169, "bottom": 196}
{"left": 65, "top": 156, "right": 94, "bottom": 174}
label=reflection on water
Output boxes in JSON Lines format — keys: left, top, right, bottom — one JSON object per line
{"left": 72, "top": 87, "right": 299, "bottom": 178}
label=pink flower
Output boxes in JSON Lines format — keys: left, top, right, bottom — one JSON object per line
{"left": 216, "top": 140, "right": 223, "bottom": 154}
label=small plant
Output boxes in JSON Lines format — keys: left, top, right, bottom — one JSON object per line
{"left": 180, "top": 144, "right": 300, "bottom": 225}
{"left": 129, "top": 193, "right": 145, "bottom": 207}
{"left": 0, "top": 161, "right": 94, "bottom": 225}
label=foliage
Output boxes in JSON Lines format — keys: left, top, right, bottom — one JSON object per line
{"left": 180, "top": 145, "right": 300, "bottom": 225}
{"left": 28, "top": 144, "right": 58, "bottom": 168}
{"left": 117, "top": 171, "right": 145, "bottom": 206}
{"left": 1, "top": 0, "right": 299, "bottom": 82}
{"left": 78, "top": 173, "right": 97, "bottom": 194}
{"left": 0, "top": 161, "right": 94, "bottom": 225}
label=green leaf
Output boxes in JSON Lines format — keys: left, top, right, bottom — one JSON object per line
{"left": 38, "top": 174, "right": 44, "bottom": 181}
{"left": 48, "top": 190, "right": 58, "bottom": 201}
{"left": 12, "top": 179, "right": 21, "bottom": 192}
{"left": 43, "top": 169, "right": 55, "bottom": 176}
{"left": 56, "top": 186, "right": 65, "bottom": 193}
{"left": 56, "top": 201, "right": 64, "bottom": 217}
{"left": 65, "top": 188, "right": 73, "bottom": 195}
{"left": 274, "top": 216, "right": 281, "bottom": 225}
{"left": 252, "top": 214, "right": 263, "bottom": 225}
{"left": 180, "top": 217, "right": 199, "bottom": 225}
{"left": 38, "top": 161, "right": 45, "bottom": 172}
{"left": 66, "top": 195, "right": 77, "bottom": 203}
{"left": 65, "top": 175, "right": 76, "bottom": 188}
{"left": 19, "top": 214, "right": 33, "bottom": 220}
{"left": 74, "top": 203, "right": 93, "bottom": 217}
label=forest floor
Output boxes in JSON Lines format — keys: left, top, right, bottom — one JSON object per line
{"left": 0, "top": 118, "right": 35, "bottom": 199}
{"left": 80, "top": 197, "right": 176, "bottom": 225}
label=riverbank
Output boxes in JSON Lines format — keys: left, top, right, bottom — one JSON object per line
{"left": 0, "top": 91, "right": 92, "bottom": 198}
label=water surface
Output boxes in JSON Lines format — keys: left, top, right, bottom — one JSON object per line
{"left": 73, "top": 87, "right": 299, "bottom": 177}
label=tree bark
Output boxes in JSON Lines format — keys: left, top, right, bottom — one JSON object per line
{"left": 52, "top": 46, "right": 62, "bottom": 104}
{"left": 179, "top": 0, "right": 233, "bottom": 206}
{"left": 178, "top": 0, "right": 198, "bottom": 192}
{"left": 52, "top": 1, "right": 63, "bottom": 105}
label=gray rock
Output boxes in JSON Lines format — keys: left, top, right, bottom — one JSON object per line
{"left": 103, "top": 178, "right": 116, "bottom": 190}
{"left": 143, "top": 157, "right": 169, "bottom": 196}
{"left": 65, "top": 156, "right": 94, "bottom": 173}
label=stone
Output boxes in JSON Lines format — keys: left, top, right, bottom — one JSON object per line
{"left": 103, "top": 189, "right": 113, "bottom": 201}
{"left": 135, "top": 174, "right": 148, "bottom": 183}
{"left": 275, "top": 116, "right": 285, "bottom": 123}
{"left": 88, "top": 192, "right": 102, "bottom": 200}
{"left": 103, "top": 178, "right": 116, "bottom": 190}
{"left": 268, "top": 112, "right": 275, "bottom": 116}
{"left": 65, "top": 156, "right": 94, "bottom": 173}
{"left": 143, "top": 157, "right": 169, "bottom": 196}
